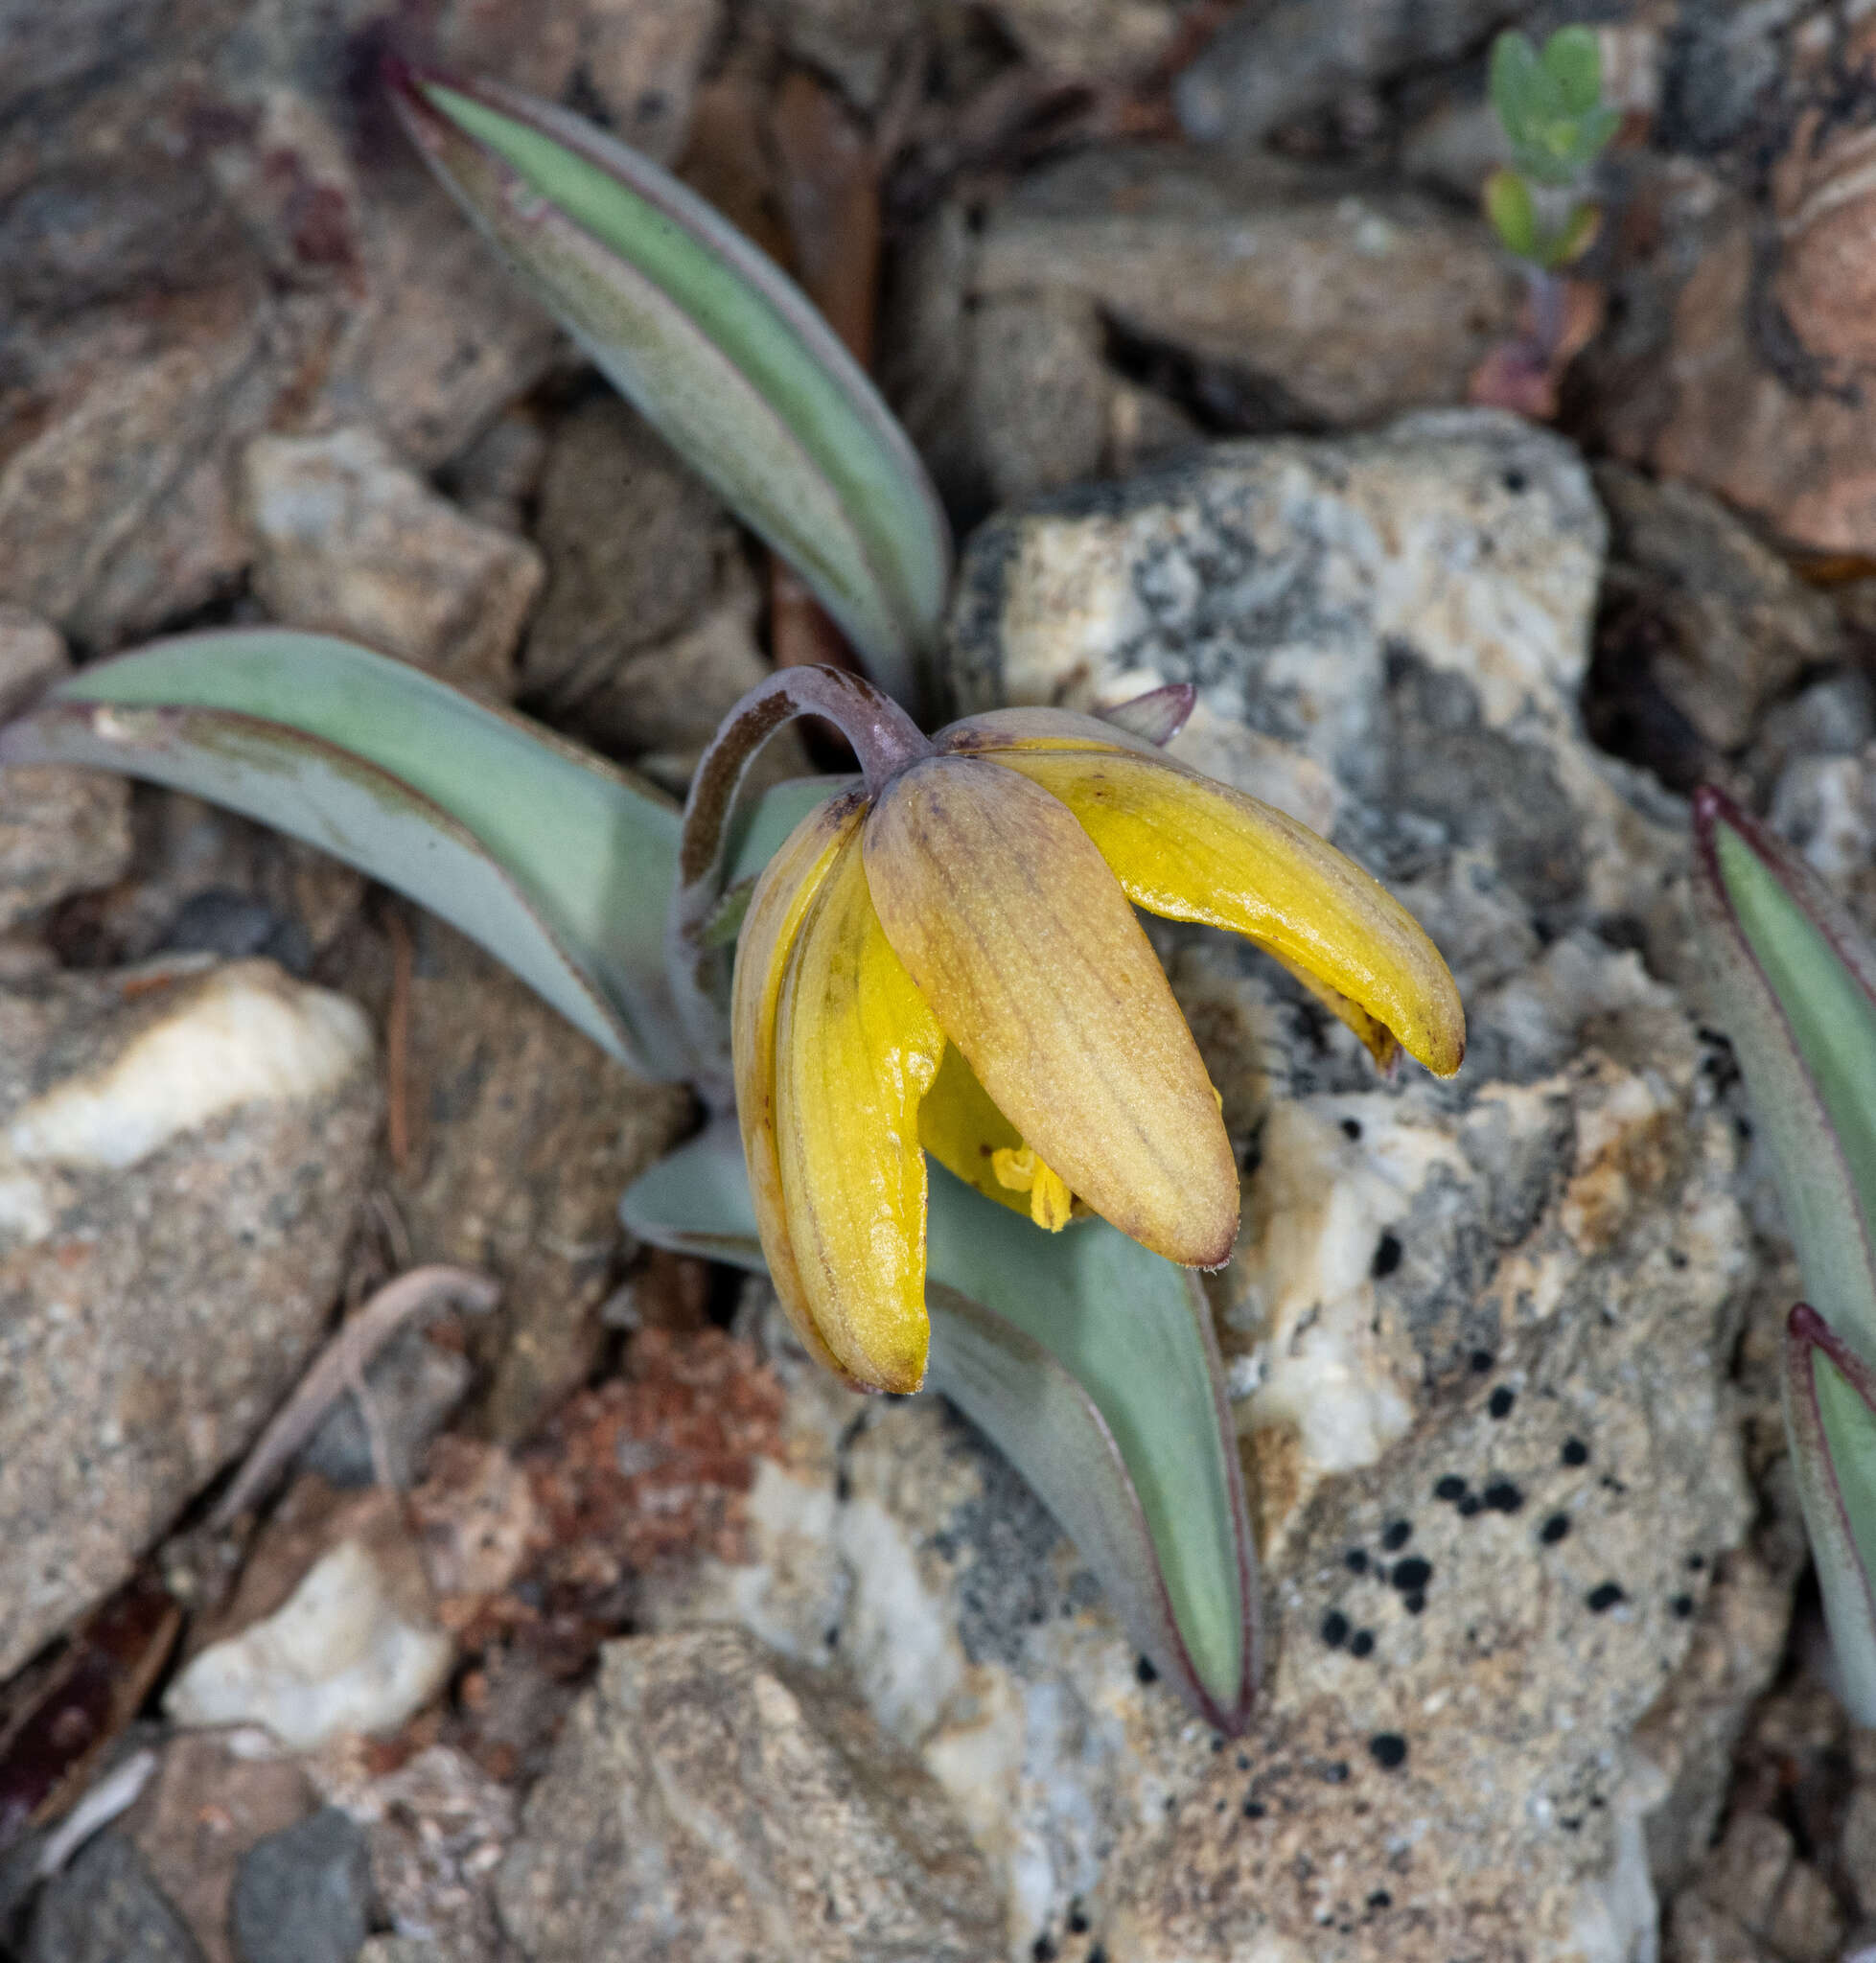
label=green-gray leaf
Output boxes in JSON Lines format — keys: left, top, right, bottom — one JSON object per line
{"left": 1694, "top": 791, "right": 1876, "bottom": 1363}
{"left": 1785, "top": 1305, "right": 1876, "bottom": 1722}
{"left": 2, "top": 630, "right": 691, "bottom": 1075}
{"left": 392, "top": 72, "right": 950, "bottom": 706}
{"left": 620, "top": 1131, "right": 1258, "bottom": 1728}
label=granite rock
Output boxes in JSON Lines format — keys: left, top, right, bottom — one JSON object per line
{"left": 635, "top": 412, "right": 1770, "bottom": 1958}
{"left": 241, "top": 428, "right": 545, "bottom": 697}
{"left": 494, "top": 1626, "right": 1004, "bottom": 1963}
{"left": 0, "top": 958, "right": 379, "bottom": 1680}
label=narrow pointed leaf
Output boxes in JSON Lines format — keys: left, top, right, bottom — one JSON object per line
{"left": 0, "top": 630, "right": 702, "bottom": 1069}
{"left": 620, "top": 1137, "right": 1258, "bottom": 1728}
{"left": 1693, "top": 790, "right": 1876, "bottom": 1362}
{"left": 392, "top": 73, "right": 949, "bottom": 704}
{"left": 1786, "top": 1305, "right": 1876, "bottom": 1721}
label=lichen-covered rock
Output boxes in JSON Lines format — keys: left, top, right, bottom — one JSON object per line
{"left": 240, "top": 427, "right": 544, "bottom": 696}
{"left": 494, "top": 1626, "right": 1004, "bottom": 1963}
{"left": 637, "top": 412, "right": 1768, "bottom": 1959}
{"left": 0, "top": 957, "right": 378, "bottom": 1680}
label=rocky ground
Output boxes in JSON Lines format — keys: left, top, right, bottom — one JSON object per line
{"left": 5, "top": 1, "right": 1876, "bottom": 1958}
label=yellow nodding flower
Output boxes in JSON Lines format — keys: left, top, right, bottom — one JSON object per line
{"left": 730, "top": 700, "right": 1465, "bottom": 1396}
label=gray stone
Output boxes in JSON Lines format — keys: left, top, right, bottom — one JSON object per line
{"left": 241, "top": 428, "right": 544, "bottom": 698}
{"left": 635, "top": 411, "right": 1769, "bottom": 1957}
{"left": 230, "top": 1809, "right": 373, "bottom": 1963}
{"left": 884, "top": 150, "right": 1518, "bottom": 518}
{"left": 521, "top": 395, "right": 739, "bottom": 718}
{"left": 0, "top": 610, "right": 132, "bottom": 932}
{"left": 381, "top": 915, "right": 693, "bottom": 1441}
{"left": 0, "top": 957, "right": 380, "bottom": 1678}
{"left": 0, "top": 0, "right": 719, "bottom": 652}
{"left": 27, "top": 1832, "right": 206, "bottom": 1963}
{"left": 1592, "top": 463, "right": 1838, "bottom": 756}
{"left": 494, "top": 1627, "right": 1004, "bottom": 1963}
{"left": 1175, "top": 0, "right": 1540, "bottom": 146}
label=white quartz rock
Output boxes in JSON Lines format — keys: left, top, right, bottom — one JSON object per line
{"left": 167, "top": 1539, "right": 453, "bottom": 1752}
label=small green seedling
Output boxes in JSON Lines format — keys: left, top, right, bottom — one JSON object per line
{"left": 1484, "top": 26, "right": 1618, "bottom": 272}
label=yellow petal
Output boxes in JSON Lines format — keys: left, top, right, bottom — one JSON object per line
{"left": 917, "top": 1042, "right": 1031, "bottom": 1214}
{"left": 775, "top": 832, "right": 944, "bottom": 1394}
{"left": 730, "top": 792, "right": 865, "bottom": 1381}
{"left": 864, "top": 754, "right": 1238, "bottom": 1268}
{"left": 988, "top": 749, "right": 1466, "bottom": 1077}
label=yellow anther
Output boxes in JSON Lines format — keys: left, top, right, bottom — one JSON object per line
{"left": 992, "top": 1144, "right": 1075, "bottom": 1232}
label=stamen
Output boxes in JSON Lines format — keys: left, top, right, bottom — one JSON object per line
{"left": 992, "top": 1145, "right": 1075, "bottom": 1232}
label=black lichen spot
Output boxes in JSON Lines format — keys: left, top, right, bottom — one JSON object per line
{"left": 1489, "top": 1386, "right": 1516, "bottom": 1420}
{"left": 1586, "top": 1582, "right": 1626, "bottom": 1613}
{"left": 1503, "top": 469, "right": 1528, "bottom": 493}
{"left": 1470, "top": 1349, "right": 1495, "bottom": 1373}
{"left": 1458, "top": 1493, "right": 1483, "bottom": 1517}
{"left": 1540, "top": 1513, "right": 1570, "bottom": 1545}
{"left": 1434, "top": 1475, "right": 1467, "bottom": 1502}
{"left": 1381, "top": 1519, "right": 1412, "bottom": 1553}
{"left": 1350, "top": 1629, "right": 1376, "bottom": 1658}
{"left": 1686, "top": 1552, "right": 1705, "bottom": 1571}
{"left": 1403, "top": 1590, "right": 1427, "bottom": 1615}
{"left": 1068, "top": 1905, "right": 1090, "bottom": 1935}
{"left": 1211, "top": 1735, "right": 1225, "bottom": 1752}
{"left": 1319, "top": 1760, "right": 1351, "bottom": 1784}
{"left": 1670, "top": 1594, "right": 1695, "bottom": 1619}
{"left": 1032, "top": 1936, "right": 1057, "bottom": 1963}
{"left": 1322, "top": 1610, "right": 1351, "bottom": 1649}
{"left": 1135, "top": 1655, "right": 1158, "bottom": 1684}
{"left": 1237, "top": 1752, "right": 1250, "bottom": 1771}
{"left": 1392, "top": 1557, "right": 1432, "bottom": 1592}
{"left": 1367, "top": 1889, "right": 1393, "bottom": 1910}
{"left": 1369, "top": 1733, "right": 1408, "bottom": 1770}
{"left": 1483, "top": 1481, "right": 1524, "bottom": 1513}
{"left": 1243, "top": 1799, "right": 1266, "bottom": 1819}
{"left": 1372, "top": 1232, "right": 1403, "bottom": 1279}
{"left": 1562, "top": 1437, "right": 1589, "bottom": 1466}
{"left": 1342, "top": 1117, "right": 1363, "bottom": 1141}
{"left": 1346, "top": 1548, "right": 1369, "bottom": 1574}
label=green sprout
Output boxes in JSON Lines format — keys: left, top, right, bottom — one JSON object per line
{"left": 1484, "top": 26, "right": 1619, "bottom": 270}
{"left": 1693, "top": 789, "right": 1876, "bottom": 1721}
{"left": 0, "top": 67, "right": 1467, "bottom": 1730}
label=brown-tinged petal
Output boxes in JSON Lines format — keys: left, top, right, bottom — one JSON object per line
{"left": 987, "top": 748, "right": 1465, "bottom": 1076}
{"left": 863, "top": 755, "right": 1238, "bottom": 1268}
{"left": 775, "top": 832, "right": 944, "bottom": 1392}
{"left": 730, "top": 793, "right": 865, "bottom": 1378}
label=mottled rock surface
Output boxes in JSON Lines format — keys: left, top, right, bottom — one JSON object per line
{"left": 0, "top": 611, "right": 132, "bottom": 931}
{"left": 0, "top": 0, "right": 719, "bottom": 650}
{"left": 241, "top": 427, "right": 544, "bottom": 696}
{"left": 386, "top": 915, "right": 693, "bottom": 1441}
{"left": 637, "top": 412, "right": 1766, "bottom": 1959}
{"left": 0, "top": 958, "right": 379, "bottom": 1679}
{"left": 495, "top": 1626, "right": 1004, "bottom": 1963}
{"left": 25, "top": 1832, "right": 205, "bottom": 1963}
